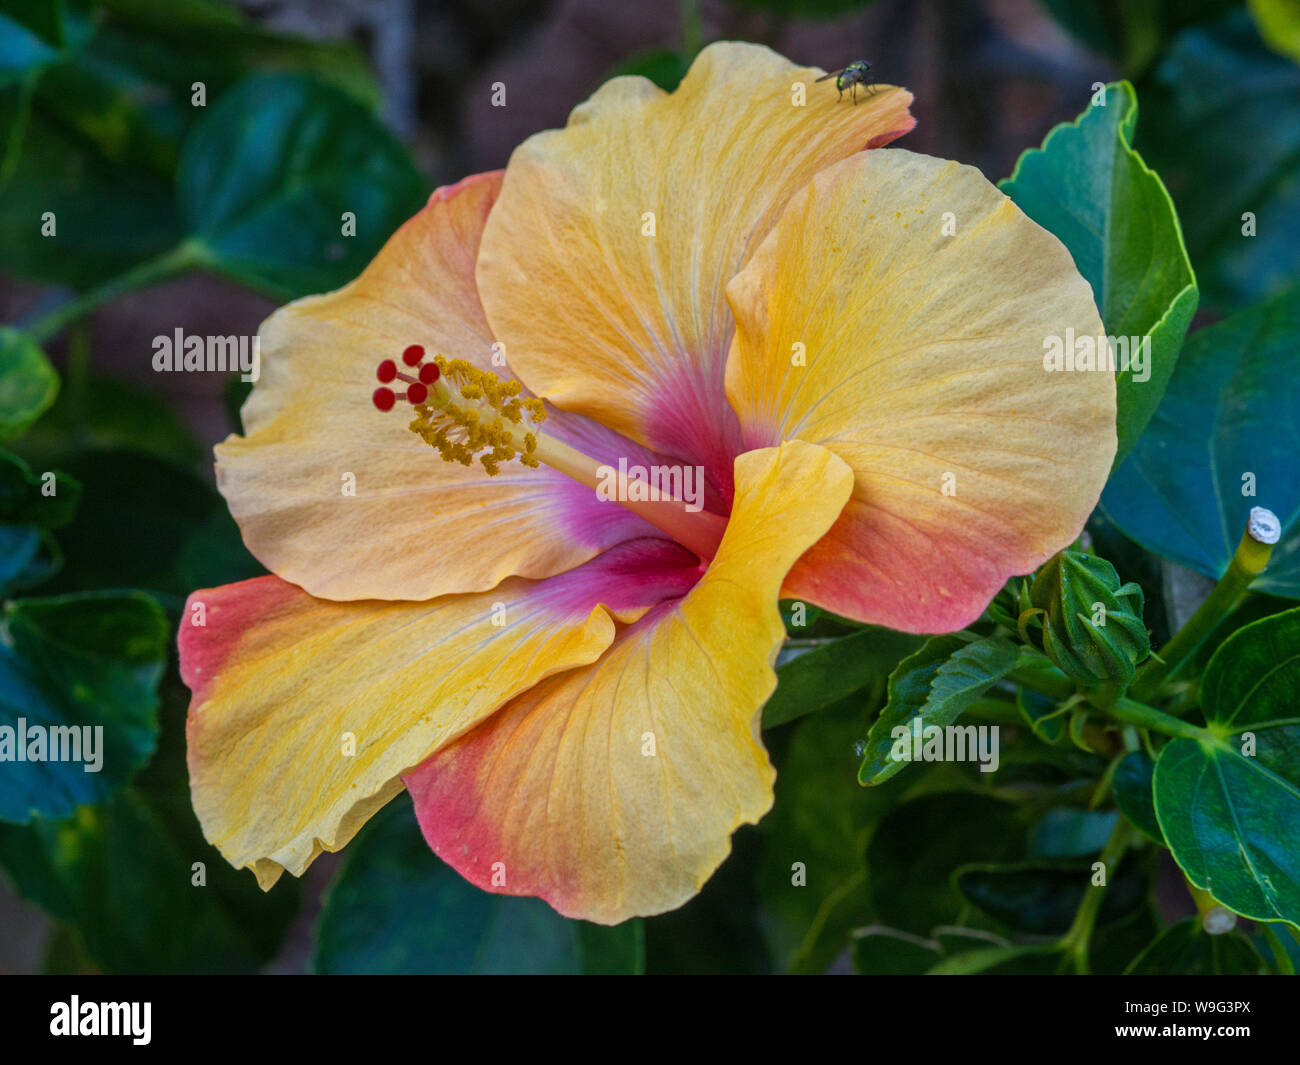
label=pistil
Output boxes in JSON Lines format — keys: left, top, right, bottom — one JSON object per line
{"left": 372, "top": 346, "right": 726, "bottom": 561}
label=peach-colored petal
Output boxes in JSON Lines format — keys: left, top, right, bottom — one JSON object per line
{"left": 476, "top": 42, "right": 914, "bottom": 503}
{"left": 217, "top": 170, "right": 666, "bottom": 603}
{"left": 405, "top": 439, "right": 853, "bottom": 924}
{"left": 725, "top": 149, "right": 1115, "bottom": 632}
{"left": 181, "top": 539, "right": 700, "bottom": 889}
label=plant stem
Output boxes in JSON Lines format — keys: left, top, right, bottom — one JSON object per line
{"left": 1058, "top": 817, "right": 1133, "bottom": 974}
{"left": 26, "top": 240, "right": 203, "bottom": 345}
{"left": 1007, "top": 666, "right": 1074, "bottom": 702}
{"left": 1108, "top": 696, "right": 1212, "bottom": 742}
{"left": 1130, "top": 518, "right": 1276, "bottom": 702}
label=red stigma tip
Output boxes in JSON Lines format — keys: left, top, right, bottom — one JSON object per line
{"left": 402, "top": 344, "right": 425, "bottom": 367}
{"left": 373, "top": 387, "right": 396, "bottom": 411}
{"left": 376, "top": 359, "right": 397, "bottom": 383}
{"left": 418, "top": 362, "right": 441, "bottom": 384}
{"left": 407, "top": 382, "right": 429, "bottom": 405}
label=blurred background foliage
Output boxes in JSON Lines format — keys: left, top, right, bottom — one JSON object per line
{"left": 1, "top": 0, "right": 1298, "bottom": 974}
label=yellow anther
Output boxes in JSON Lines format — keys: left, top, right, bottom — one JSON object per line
{"left": 407, "top": 354, "right": 548, "bottom": 476}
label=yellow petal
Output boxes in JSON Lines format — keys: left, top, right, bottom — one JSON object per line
{"left": 180, "top": 543, "right": 707, "bottom": 887}
{"left": 725, "top": 149, "right": 1116, "bottom": 632}
{"left": 217, "top": 171, "right": 663, "bottom": 603}
{"left": 405, "top": 439, "right": 853, "bottom": 924}
{"left": 476, "top": 42, "right": 914, "bottom": 498}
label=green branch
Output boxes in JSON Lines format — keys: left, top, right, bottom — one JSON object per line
{"left": 26, "top": 240, "right": 205, "bottom": 345}
{"left": 1057, "top": 817, "right": 1134, "bottom": 974}
{"left": 1130, "top": 515, "right": 1277, "bottom": 702}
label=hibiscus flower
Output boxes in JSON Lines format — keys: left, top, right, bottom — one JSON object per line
{"left": 180, "top": 43, "right": 1113, "bottom": 924}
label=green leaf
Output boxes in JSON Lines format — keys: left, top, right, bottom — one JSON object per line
{"left": 757, "top": 694, "right": 940, "bottom": 973}
{"left": 1028, "top": 808, "right": 1118, "bottom": 858}
{"left": 925, "top": 943, "right": 1061, "bottom": 975}
{"left": 314, "top": 800, "right": 642, "bottom": 974}
{"left": 35, "top": 450, "right": 262, "bottom": 611}
{"left": 0, "top": 447, "right": 79, "bottom": 594}
{"left": 0, "top": 446, "right": 79, "bottom": 528}
{"left": 955, "top": 856, "right": 1146, "bottom": 935}
{"left": 1000, "top": 81, "right": 1197, "bottom": 466}
{"left": 1036, "top": 0, "right": 1237, "bottom": 75}
{"left": 15, "top": 372, "right": 202, "bottom": 471}
{"left": 1100, "top": 284, "right": 1300, "bottom": 596}
{"left": 859, "top": 634, "right": 1018, "bottom": 785}
{"left": 0, "top": 0, "right": 93, "bottom": 87}
{"left": 1250, "top": 0, "right": 1300, "bottom": 61}
{"left": 0, "top": 590, "right": 165, "bottom": 823}
{"left": 644, "top": 828, "right": 771, "bottom": 974}
{"left": 0, "top": 524, "right": 59, "bottom": 593}
{"left": 0, "top": 109, "right": 182, "bottom": 286}
{"left": 0, "top": 787, "right": 299, "bottom": 972}
{"left": 1113, "top": 750, "right": 1163, "bottom": 843}
{"left": 98, "top": 0, "right": 380, "bottom": 110}
{"left": 178, "top": 72, "right": 427, "bottom": 299}
{"left": 605, "top": 48, "right": 690, "bottom": 93}
{"left": 1126, "top": 916, "right": 1266, "bottom": 974}
{"left": 0, "top": 328, "right": 58, "bottom": 440}
{"left": 1137, "top": 11, "right": 1300, "bottom": 311}
{"left": 1026, "top": 549, "right": 1150, "bottom": 685}
{"left": 1016, "top": 687, "right": 1067, "bottom": 745}
{"left": 1154, "top": 607, "right": 1300, "bottom": 927}
{"left": 867, "top": 792, "right": 1025, "bottom": 934}
{"left": 763, "top": 626, "right": 920, "bottom": 729}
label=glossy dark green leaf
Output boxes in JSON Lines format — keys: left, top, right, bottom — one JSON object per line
{"left": 314, "top": 799, "right": 642, "bottom": 974}
{"left": 0, "top": 110, "right": 181, "bottom": 286}
{"left": 0, "top": 446, "right": 78, "bottom": 528}
{"left": 15, "top": 372, "right": 202, "bottom": 471}
{"left": 1016, "top": 687, "right": 1067, "bottom": 745}
{"left": 859, "top": 634, "right": 1018, "bottom": 785}
{"left": 32, "top": 40, "right": 189, "bottom": 179}
{"left": 925, "top": 941, "right": 1061, "bottom": 975}
{"left": 1100, "top": 284, "right": 1300, "bottom": 596}
{"left": 1000, "top": 81, "right": 1197, "bottom": 466}
{"left": 98, "top": 0, "right": 379, "bottom": 109}
{"left": 644, "top": 826, "right": 771, "bottom": 974}
{"left": 764, "top": 626, "right": 920, "bottom": 729}
{"left": 178, "top": 73, "right": 426, "bottom": 300}
{"left": 757, "top": 695, "right": 947, "bottom": 973}
{"left": 36, "top": 450, "right": 262, "bottom": 610}
{"left": 955, "top": 856, "right": 1146, "bottom": 935}
{"left": 1037, "top": 0, "right": 1237, "bottom": 74}
{"left": 1113, "top": 750, "right": 1163, "bottom": 843}
{"left": 0, "top": 328, "right": 58, "bottom": 440}
{"left": 1091, "top": 905, "right": 1160, "bottom": 974}
{"left": 0, "top": 0, "right": 93, "bottom": 86}
{"left": 1126, "top": 916, "right": 1266, "bottom": 974}
{"left": 1154, "top": 607, "right": 1300, "bottom": 927}
{"left": 1029, "top": 808, "right": 1118, "bottom": 858}
{"left": 0, "top": 786, "right": 299, "bottom": 973}
{"left": 0, "top": 447, "right": 78, "bottom": 594}
{"left": 0, "top": 591, "right": 165, "bottom": 823}
{"left": 1137, "top": 11, "right": 1300, "bottom": 311}
{"left": 868, "top": 791, "right": 1025, "bottom": 934}
{"left": 605, "top": 48, "right": 690, "bottom": 93}
{"left": 0, "top": 524, "right": 57, "bottom": 593}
